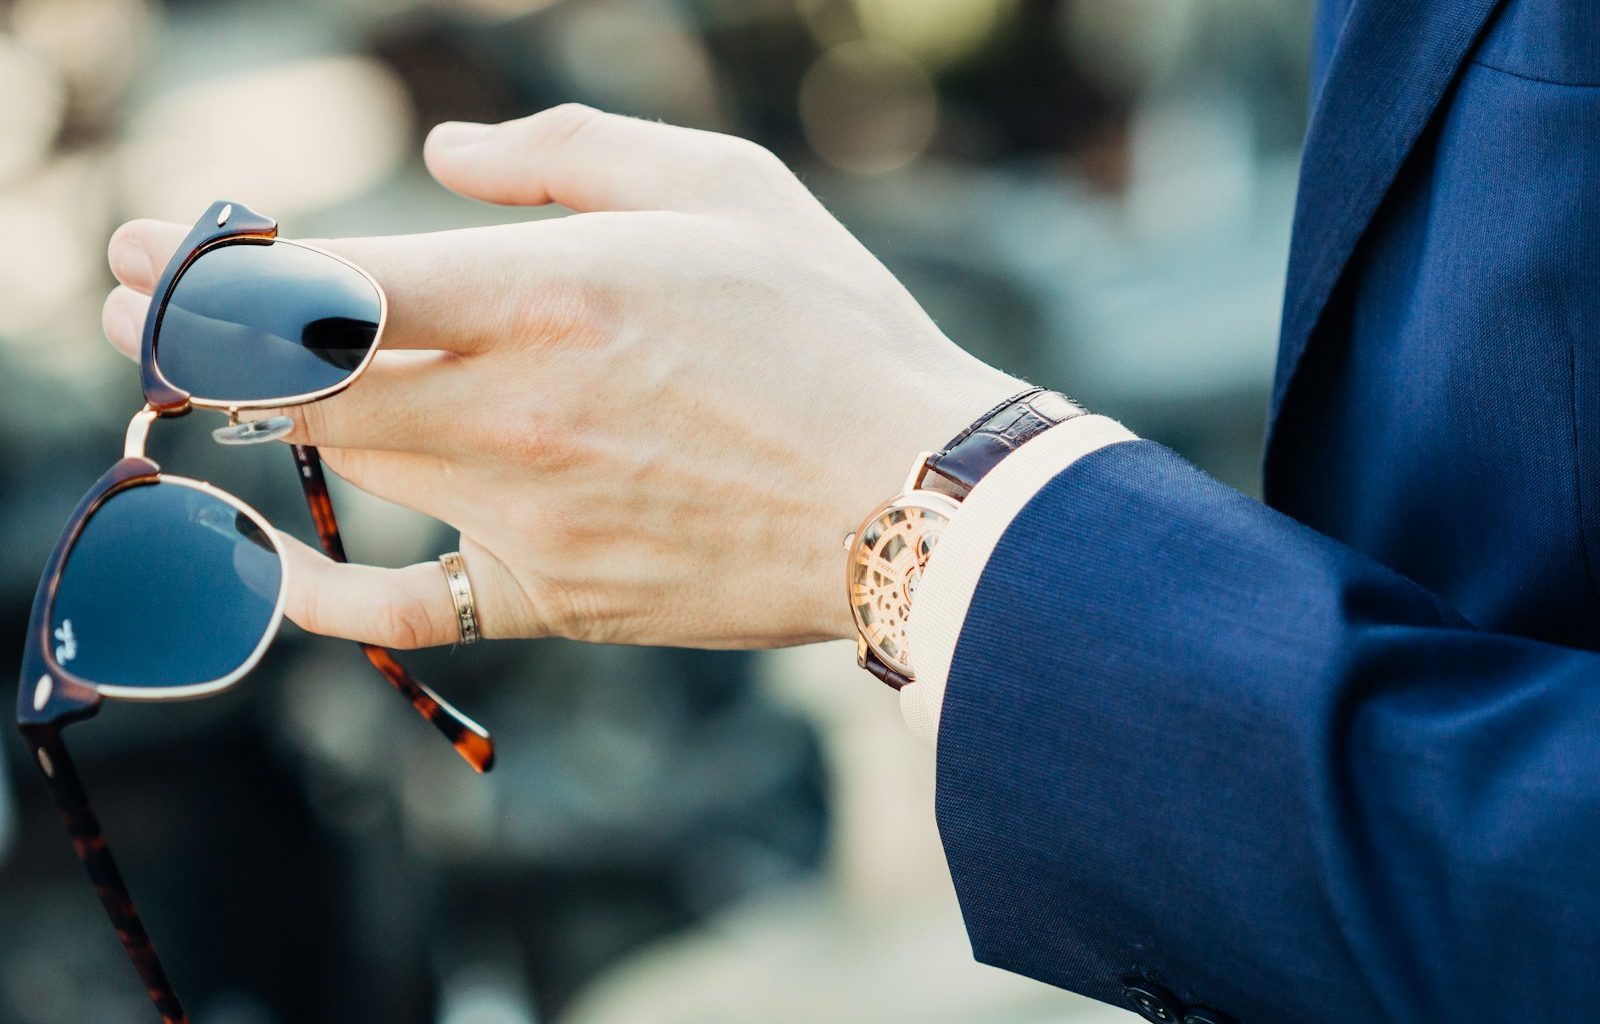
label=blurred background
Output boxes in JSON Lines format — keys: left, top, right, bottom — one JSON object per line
{"left": 0, "top": 1, "right": 1309, "bottom": 1021}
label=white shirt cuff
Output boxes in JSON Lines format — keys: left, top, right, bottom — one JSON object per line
{"left": 899, "top": 414, "right": 1138, "bottom": 744}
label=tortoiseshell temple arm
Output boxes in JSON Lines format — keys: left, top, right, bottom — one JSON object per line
{"left": 15, "top": 455, "right": 187, "bottom": 1023}
{"left": 289, "top": 444, "right": 495, "bottom": 773}
{"left": 21, "top": 726, "right": 189, "bottom": 1024}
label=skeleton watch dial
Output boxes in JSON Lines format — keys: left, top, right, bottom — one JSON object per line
{"left": 847, "top": 492, "right": 960, "bottom": 678}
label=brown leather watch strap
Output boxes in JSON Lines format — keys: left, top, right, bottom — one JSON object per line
{"left": 923, "top": 387, "right": 1085, "bottom": 497}
{"left": 864, "top": 657, "right": 912, "bottom": 691}
{"left": 861, "top": 387, "right": 1082, "bottom": 690}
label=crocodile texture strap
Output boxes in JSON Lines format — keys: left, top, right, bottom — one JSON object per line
{"left": 863, "top": 387, "right": 1084, "bottom": 689}
{"left": 923, "top": 387, "right": 1085, "bottom": 497}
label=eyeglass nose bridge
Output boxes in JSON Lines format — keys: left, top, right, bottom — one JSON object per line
{"left": 124, "top": 403, "right": 164, "bottom": 460}
{"left": 124, "top": 406, "right": 158, "bottom": 459}
{"left": 126, "top": 403, "right": 297, "bottom": 454}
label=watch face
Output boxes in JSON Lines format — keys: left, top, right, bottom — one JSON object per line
{"left": 848, "top": 494, "right": 958, "bottom": 677}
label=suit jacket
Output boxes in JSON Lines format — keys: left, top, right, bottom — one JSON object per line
{"left": 935, "top": 0, "right": 1600, "bottom": 1021}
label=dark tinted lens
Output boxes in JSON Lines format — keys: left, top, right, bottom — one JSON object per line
{"left": 50, "top": 482, "right": 283, "bottom": 691}
{"left": 154, "top": 239, "right": 381, "bottom": 403}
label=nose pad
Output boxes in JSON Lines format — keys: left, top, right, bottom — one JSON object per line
{"left": 212, "top": 415, "right": 295, "bottom": 446}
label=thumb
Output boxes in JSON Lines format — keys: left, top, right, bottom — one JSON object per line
{"left": 277, "top": 532, "right": 473, "bottom": 649}
{"left": 422, "top": 104, "right": 786, "bottom": 214}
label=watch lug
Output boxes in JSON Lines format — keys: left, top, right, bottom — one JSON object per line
{"left": 856, "top": 637, "right": 869, "bottom": 668}
{"left": 903, "top": 451, "right": 935, "bottom": 492}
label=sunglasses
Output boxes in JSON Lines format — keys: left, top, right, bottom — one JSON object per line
{"left": 16, "top": 201, "right": 494, "bottom": 1024}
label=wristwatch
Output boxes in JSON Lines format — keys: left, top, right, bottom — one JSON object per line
{"left": 845, "top": 387, "right": 1084, "bottom": 689}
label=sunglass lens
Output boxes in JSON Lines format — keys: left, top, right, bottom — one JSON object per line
{"left": 50, "top": 482, "right": 284, "bottom": 691}
{"left": 153, "top": 239, "right": 381, "bottom": 404}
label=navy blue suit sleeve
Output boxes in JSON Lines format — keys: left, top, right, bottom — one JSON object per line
{"left": 937, "top": 439, "right": 1600, "bottom": 1023}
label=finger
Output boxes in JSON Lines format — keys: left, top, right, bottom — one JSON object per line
{"left": 110, "top": 217, "right": 512, "bottom": 355}
{"left": 108, "top": 219, "right": 189, "bottom": 294}
{"left": 296, "top": 230, "right": 515, "bottom": 354}
{"left": 243, "top": 350, "right": 463, "bottom": 452}
{"left": 100, "top": 295, "right": 471, "bottom": 452}
{"left": 101, "top": 286, "right": 150, "bottom": 361}
{"left": 277, "top": 532, "right": 462, "bottom": 649}
{"left": 423, "top": 103, "right": 791, "bottom": 214}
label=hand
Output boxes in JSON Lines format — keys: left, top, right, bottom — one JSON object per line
{"left": 102, "top": 104, "right": 1025, "bottom": 651}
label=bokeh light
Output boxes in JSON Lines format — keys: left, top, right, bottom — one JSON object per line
{"left": 11, "top": 0, "right": 154, "bottom": 118}
{"left": 1061, "top": 0, "right": 1196, "bottom": 94}
{"left": 852, "top": 0, "right": 1014, "bottom": 70}
{"left": 0, "top": 34, "right": 65, "bottom": 186}
{"left": 116, "top": 56, "right": 413, "bottom": 222}
{"left": 549, "top": 3, "right": 726, "bottom": 129}
{"left": 0, "top": 197, "right": 92, "bottom": 337}
{"left": 799, "top": 39, "right": 937, "bottom": 175}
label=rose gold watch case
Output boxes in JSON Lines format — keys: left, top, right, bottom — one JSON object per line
{"left": 845, "top": 453, "right": 961, "bottom": 679}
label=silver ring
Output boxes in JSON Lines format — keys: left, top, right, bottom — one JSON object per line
{"left": 439, "top": 551, "right": 481, "bottom": 645}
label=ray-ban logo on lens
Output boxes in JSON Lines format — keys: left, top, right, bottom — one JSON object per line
{"left": 54, "top": 620, "right": 77, "bottom": 664}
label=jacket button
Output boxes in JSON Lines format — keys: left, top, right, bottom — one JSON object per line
{"left": 1183, "top": 1011, "right": 1235, "bottom": 1024}
{"left": 1122, "top": 979, "right": 1183, "bottom": 1023}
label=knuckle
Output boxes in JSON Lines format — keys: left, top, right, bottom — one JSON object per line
{"left": 707, "top": 135, "right": 777, "bottom": 175}
{"left": 527, "top": 102, "right": 602, "bottom": 148}
{"left": 734, "top": 138, "right": 788, "bottom": 177}
{"left": 372, "top": 595, "right": 438, "bottom": 650}
{"left": 292, "top": 401, "right": 325, "bottom": 443}
{"left": 704, "top": 136, "right": 804, "bottom": 206}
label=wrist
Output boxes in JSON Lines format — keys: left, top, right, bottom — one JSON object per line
{"left": 813, "top": 357, "right": 1029, "bottom": 643}
{"left": 835, "top": 382, "right": 1088, "bottom": 691}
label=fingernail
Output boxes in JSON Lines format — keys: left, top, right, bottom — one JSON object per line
{"left": 430, "top": 121, "right": 493, "bottom": 149}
